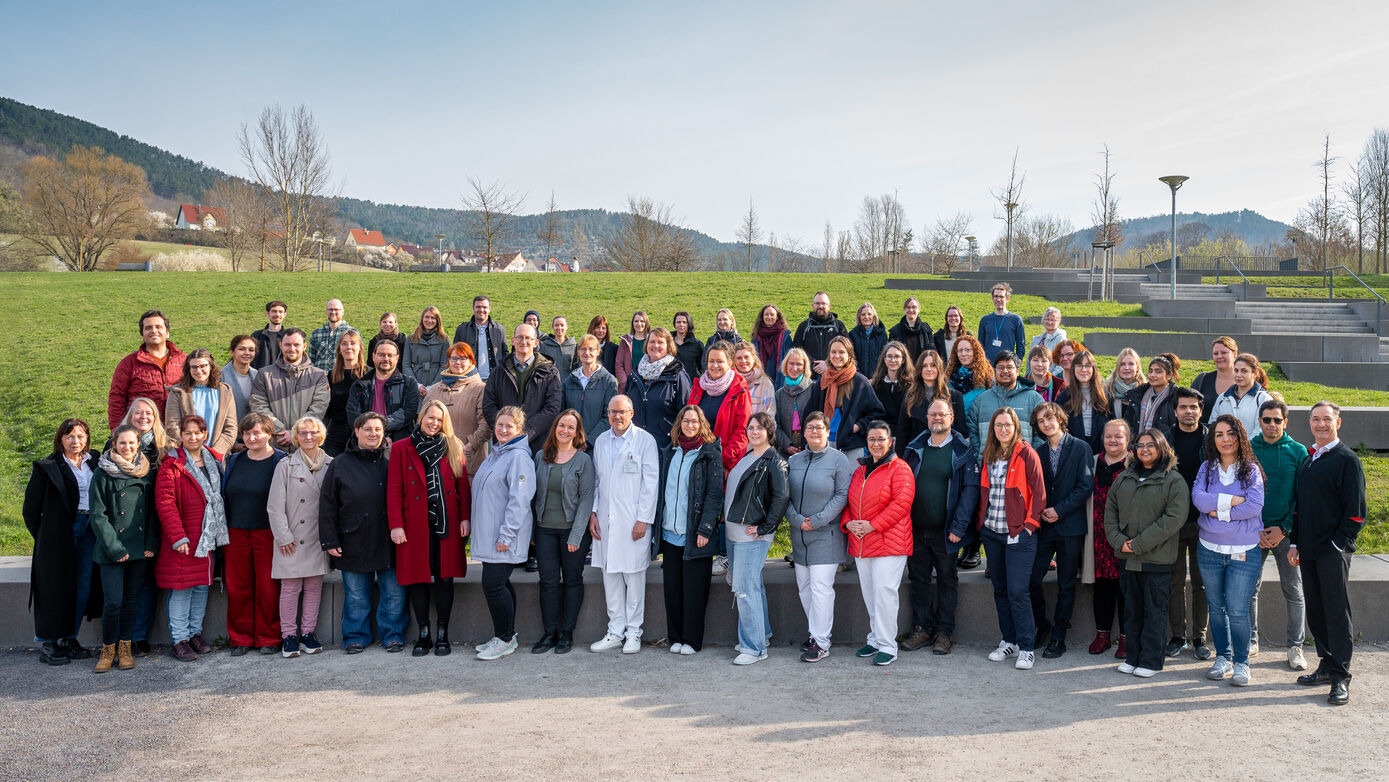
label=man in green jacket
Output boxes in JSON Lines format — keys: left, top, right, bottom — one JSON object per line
{"left": 1249, "top": 398, "right": 1308, "bottom": 671}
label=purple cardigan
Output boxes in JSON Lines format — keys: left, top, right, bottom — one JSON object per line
{"left": 1190, "top": 460, "right": 1265, "bottom": 549}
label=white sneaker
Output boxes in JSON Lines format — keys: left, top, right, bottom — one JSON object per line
{"left": 622, "top": 635, "right": 642, "bottom": 654}
{"left": 1231, "top": 662, "right": 1251, "bottom": 686}
{"left": 710, "top": 555, "right": 729, "bottom": 575}
{"left": 733, "top": 651, "right": 767, "bottom": 665}
{"left": 1116, "top": 662, "right": 1136, "bottom": 674}
{"left": 1288, "top": 645, "right": 1308, "bottom": 671}
{"left": 987, "top": 640, "right": 1019, "bottom": 662}
{"left": 1207, "top": 657, "right": 1233, "bottom": 680}
{"left": 589, "top": 633, "right": 623, "bottom": 652}
{"left": 1015, "top": 650, "right": 1035, "bottom": 670}
{"left": 473, "top": 637, "right": 502, "bottom": 658}
{"left": 1132, "top": 667, "right": 1158, "bottom": 678}
{"left": 477, "top": 636, "right": 517, "bottom": 661}
{"left": 679, "top": 644, "right": 697, "bottom": 655}
{"left": 669, "top": 643, "right": 686, "bottom": 655}
{"left": 1248, "top": 640, "right": 1260, "bottom": 658}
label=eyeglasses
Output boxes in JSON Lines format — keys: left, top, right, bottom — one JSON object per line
{"left": 803, "top": 424, "right": 827, "bottom": 432}
{"left": 1135, "top": 442, "right": 1157, "bottom": 450}
{"left": 866, "top": 437, "right": 891, "bottom": 444}
{"left": 1260, "top": 417, "right": 1284, "bottom": 424}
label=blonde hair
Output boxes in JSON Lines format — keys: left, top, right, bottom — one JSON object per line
{"left": 418, "top": 399, "right": 464, "bottom": 475}
{"left": 290, "top": 415, "right": 328, "bottom": 445}
{"left": 122, "top": 397, "right": 170, "bottom": 453}
{"left": 856, "top": 302, "right": 880, "bottom": 327}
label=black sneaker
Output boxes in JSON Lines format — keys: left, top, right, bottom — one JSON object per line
{"left": 299, "top": 632, "right": 323, "bottom": 654}
{"left": 133, "top": 640, "right": 152, "bottom": 657}
{"left": 281, "top": 636, "right": 301, "bottom": 658}
{"left": 39, "top": 641, "right": 70, "bottom": 666}
{"left": 800, "top": 636, "right": 814, "bottom": 653}
{"left": 1192, "top": 639, "right": 1213, "bottom": 660}
{"left": 385, "top": 640, "right": 406, "bottom": 653}
{"left": 60, "top": 638, "right": 92, "bottom": 660}
{"left": 1164, "top": 637, "right": 1186, "bottom": 658}
{"left": 525, "top": 555, "right": 539, "bottom": 573}
{"left": 801, "top": 641, "right": 829, "bottom": 663}
{"left": 344, "top": 643, "right": 366, "bottom": 655}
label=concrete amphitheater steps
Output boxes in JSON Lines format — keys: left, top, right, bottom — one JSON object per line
{"left": 1233, "top": 301, "right": 1376, "bottom": 335}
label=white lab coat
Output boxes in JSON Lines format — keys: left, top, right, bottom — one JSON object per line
{"left": 590, "top": 425, "right": 660, "bottom": 574}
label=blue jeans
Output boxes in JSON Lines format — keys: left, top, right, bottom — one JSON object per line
{"left": 1197, "top": 543, "right": 1262, "bottom": 665}
{"left": 980, "top": 526, "right": 1038, "bottom": 651}
{"left": 728, "top": 537, "right": 773, "bottom": 655}
{"left": 71, "top": 514, "right": 95, "bottom": 638}
{"left": 341, "top": 568, "right": 409, "bottom": 647}
{"left": 132, "top": 577, "right": 159, "bottom": 642}
{"left": 167, "top": 585, "right": 209, "bottom": 643}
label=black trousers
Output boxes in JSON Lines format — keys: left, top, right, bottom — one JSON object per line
{"left": 535, "top": 525, "right": 591, "bottom": 636}
{"left": 1093, "top": 577, "right": 1125, "bottom": 635}
{"left": 408, "top": 578, "right": 455, "bottom": 628}
{"left": 661, "top": 540, "right": 713, "bottom": 651}
{"left": 1301, "top": 551, "right": 1354, "bottom": 682}
{"left": 1121, "top": 568, "right": 1171, "bottom": 671}
{"left": 481, "top": 563, "right": 517, "bottom": 641}
{"left": 907, "top": 523, "right": 958, "bottom": 635}
{"left": 98, "top": 560, "right": 145, "bottom": 645}
{"left": 1029, "top": 526, "right": 1084, "bottom": 642}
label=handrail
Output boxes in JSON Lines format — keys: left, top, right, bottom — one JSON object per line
{"left": 1324, "top": 265, "right": 1385, "bottom": 338}
{"left": 1212, "top": 255, "right": 1251, "bottom": 301}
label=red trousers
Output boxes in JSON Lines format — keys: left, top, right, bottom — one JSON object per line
{"left": 224, "top": 528, "right": 280, "bottom": 647}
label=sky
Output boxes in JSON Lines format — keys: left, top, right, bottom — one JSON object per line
{"left": 4, "top": 0, "right": 1389, "bottom": 247}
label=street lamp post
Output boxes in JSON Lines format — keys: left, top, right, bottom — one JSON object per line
{"left": 434, "top": 233, "right": 446, "bottom": 266}
{"left": 964, "top": 235, "right": 978, "bottom": 271}
{"left": 1159, "top": 175, "right": 1189, "bottom": 300}
{"left": 313, "top": 231, "right": 323, "bottom": 272}
{"left": 1091, "top": 240, "right": 1116, "bottom": 301}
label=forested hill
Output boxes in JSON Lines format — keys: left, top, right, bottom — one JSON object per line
{"left": 1066, "top": 209, "right": 1293, "bottom": 249}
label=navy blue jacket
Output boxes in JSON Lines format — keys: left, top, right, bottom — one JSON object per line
{"left": 1054, "top": 387, "right": 1114, "bottom": 455}
{"left": 625, "top": 361, "right": 692, "bottom": 443}
{"left": 901, "top": 431, "right": 980, "bottom": 554}
{"left": 1036, "top": 432, "right": 1095, "bottom": 537}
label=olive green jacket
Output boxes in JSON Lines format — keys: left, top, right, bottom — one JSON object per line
{"left": 1103, "top": 466, "right": 1188, "bottom": 570}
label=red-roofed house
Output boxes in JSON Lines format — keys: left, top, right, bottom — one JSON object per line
{"left": 345, "top": 229, "right": 388, "bottom": 252}
{"left": 175, "top": 204, "right": 228, "bottom": 231}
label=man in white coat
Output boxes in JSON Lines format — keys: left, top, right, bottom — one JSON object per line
{"left": 588, "top": 394, "right": 660, "bottom": 654}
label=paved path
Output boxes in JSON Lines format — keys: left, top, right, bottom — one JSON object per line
{"left": 1, "top": 642, "right": 1384, "bottom": 780}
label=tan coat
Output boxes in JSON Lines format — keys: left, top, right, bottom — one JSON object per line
{"left": 165, "top": 383, "right": 239, "bottom": 455}
{"left": 423, "top": 374, "right": 491, "bottom": 476}
{"left": 266, "top": 449, "right": 332, "bottom": 579}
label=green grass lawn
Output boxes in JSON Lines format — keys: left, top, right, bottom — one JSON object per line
{"left": 0, "top": 271, "right": 1384, "bottom": 554}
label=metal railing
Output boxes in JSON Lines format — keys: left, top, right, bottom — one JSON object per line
{"left": 1212, "top": 255, "right": 1251, "bottom": 301}
{"left": 1324, "top": 265, "right": 1385, "bottom": 337}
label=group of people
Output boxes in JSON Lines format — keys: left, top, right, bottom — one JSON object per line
{"left": 23, "top": 285, "right": 1367, "bottom": 705}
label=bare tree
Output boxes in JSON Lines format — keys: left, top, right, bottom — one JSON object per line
{"left": 602, "top": 196, "right": 699, "bottom": 271}
{"left": 835, "top": 229, "right": 854, "bottom": 272}
{"left": 1362, "top": 128, "right": 1389, "bottom": 274}
{"left": 918, "top": 212, "right": 973, "bottom": 273}
{"left": 21, "top": 145, "right": 149, "bottom": 271}
{"left": 991, "top": 149, "right": 1027, "bottom": 268}
{"left": 1293, "top": 134, "right": 1344, "bottom": 271}
{"left": 1091, "top": 144, "right": 1123, "bottom": 246}
{"left": 205, "top": 177, "right": 271, "bottom": 272}
{"left": 1343, "top": 158, "right": 1369, "bottom": 273}
{"left": 851, "top": 193, "right": 909, "bottom": 272}
{"left": 537, "top": 190, "right": 562, "bottom": 266}
{"left": 460, "top": 177, "right": 525, "bottom": 272}
{"left": 569, "top": 221, "right": 590, "bottom": 269}
{"left": 991, "top": 215, "right": 1074, "bottom": 267}
{"left": 1316, "top": 133, "right": 1339, "bottom": 269}
{"left": 237, "top": 105, "right": 335, "bottom": 271}
{"left": 821, "top": 220, "right": 834, "bottom": 273}
{"left": 735, "top": 198, "right": 763, "bottom": 272}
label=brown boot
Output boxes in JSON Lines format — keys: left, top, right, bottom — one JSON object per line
{"left": 94, "top": 644, "right": 116, "bottom": 674}
{"left": 116, "top": 640, "right": 134, "bottom": 670}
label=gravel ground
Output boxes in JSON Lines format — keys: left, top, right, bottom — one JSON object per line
{"left": 1, "top": 641, "right": 1384, "bottom": 781}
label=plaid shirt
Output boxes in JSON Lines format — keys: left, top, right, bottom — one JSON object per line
{"left": 309, "top": 321, "right": 355, "bottom": 372}
{"left": 985, "top": 459, "right": 1009, "bottom": 533}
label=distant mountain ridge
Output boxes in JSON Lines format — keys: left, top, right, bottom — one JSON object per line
{"left": 1065, "top": 209, "right": 1293, "bottom": 250}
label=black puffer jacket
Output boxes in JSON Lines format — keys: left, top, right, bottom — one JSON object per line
{"left": 723, "top": 448, "right": 790, "bottom": 537}
{"left": 318, "top": 438, "right": 393, "bottom": 573}
{"left": 652, "top": 441, "right": 725, "bottom": 559}
{"left": 625, "top": 360, "right": 691, "bottom": 442}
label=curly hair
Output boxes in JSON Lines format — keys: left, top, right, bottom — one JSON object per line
{"left": 945, "top": 333, "right": 993, "bottom": 389}
{"left": 1203, "top": 414, "right": 1264, "bottom": 487}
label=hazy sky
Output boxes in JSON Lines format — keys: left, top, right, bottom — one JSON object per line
{"left": 4, "top": 0, "right": 1388, "bottom": 246}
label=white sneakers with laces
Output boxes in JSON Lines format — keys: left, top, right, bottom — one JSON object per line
{"left": 987, "top": 640, "right": 1019, "bottom": 662}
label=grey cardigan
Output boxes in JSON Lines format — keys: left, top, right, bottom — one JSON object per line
{"left": 786, "top": 446, "right": 853, "bottom": 565}
{"left": 404, "top": 332, "right": 449, "bottom": 387}
{"left": 531, "top": 449, "right": 596, "bottom": 549}
{"left": 469, "top": 435, "right": 536, "bottom": 564}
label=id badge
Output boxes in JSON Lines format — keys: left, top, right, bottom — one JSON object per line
{"left": 1231, "top": 551, "right": 1245, "bottom": 562}
{"left": 624, "top": 456, "right": 639, "bottom": 473}
{"left": 992, "top": 339, "right": 1003, "bottom": 347}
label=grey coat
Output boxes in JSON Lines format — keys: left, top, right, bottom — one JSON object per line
{"left": 267, "top": 449, "right": 333, "bottom": 578}
{"left": 562, "top": 366, "right": 618, "bottom": 442}
{"left": 786, "top": 446, "right": 853, "bottom": 565}
{"left": 470, "top": 435, "right": 536, "bottom": 564}
{"left": 531, "top": 450, "right": 596, "bottom": 549}
{"left": 404, "top": 332, "right": 449, "bottom": 387}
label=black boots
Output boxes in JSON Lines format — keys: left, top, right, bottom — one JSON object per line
{"left": 412, "top": 623, "right": 434, "bottom": 657}
{"left": 434, "top": 625, "right": 451, "bottom": 656}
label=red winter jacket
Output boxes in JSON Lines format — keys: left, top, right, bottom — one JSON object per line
{"left": 841, "top": 454, "right": 915, "bottom": 558}
{"left": 387, "top": 437, "right": 471, "bottom": 585}
{"left": 688, "top": 372, "right": 752, "bottom": 472}
{"left": 109, "top": 342, "right": 187, "bottom": 429}
{"left": 976, "top": 441, "right": 1046, "bottom": 536}
{"left": 154, "top": 448, "right": 223, "bottom": 590}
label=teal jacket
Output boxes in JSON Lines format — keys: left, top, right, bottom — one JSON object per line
{"left": 88, "top": 468, "right": 158, "bottom": 565}
{"left": 1250, "top": 432, "right": 1307, "bottom": 534}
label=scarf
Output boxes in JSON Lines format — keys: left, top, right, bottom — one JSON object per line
{"left": 783, "top": 373, "right": 808, "bottom": 388}
{"left": 711, "top": 329, "right": 740, "bottom": 346}
{"left": 950, "top": 366, "right": 974, "bottom": 393}
{"left": 299, "top": 447, "right": 327, "bottom": 473}
{"left": 437, "top": 367, "right": 476, "bottom": 388}
{"left": 636, "top": 354, "right": 674, "bottom": 381}
{"left": 678, "top": 433, "right": 705, "bottom": 452}
{"left": 99, "top": 449, "right": 149, "bottom": 479}
{"left": 698, "top": 368, "right": 735, "bottom": 397}
{"left": 411, "top": 427, "right": 449, "bottom": 537}
{"left": 754, "top": 322, "right": 785, "bottom": 369}
{"left": 1139, "top": 385, "right": 1170, "bottom": 431}
{"left": 820, "top": 360, "right": 858, "bottom": 417}
{"left": 1111, "top": 375, "right": 1138, "bottom": 400}
{"left": 180, "top": 447, "right": 228, "bottom": 558}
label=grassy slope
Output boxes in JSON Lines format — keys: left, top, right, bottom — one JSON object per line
{"left": 0, "top": 271, "right": 1383, "bottom": 554}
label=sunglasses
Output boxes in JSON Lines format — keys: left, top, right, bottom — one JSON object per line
{"left": 1261, "top": 417, "right": 1284, "bottom": 424}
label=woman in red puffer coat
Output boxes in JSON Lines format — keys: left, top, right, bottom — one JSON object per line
{"left": 841, "top": 419, "right": 914, "bottom": 666}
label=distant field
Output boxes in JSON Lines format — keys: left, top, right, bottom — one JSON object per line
{"left": 0, "top": 233, "right": 389, "bottom": 272}
{"left": 0, "top": 271, "right": 1383, "bottom": 554}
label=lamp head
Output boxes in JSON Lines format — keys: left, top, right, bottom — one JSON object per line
{"left": 1159, "top": 175, "right": 1189, "bottom": 192}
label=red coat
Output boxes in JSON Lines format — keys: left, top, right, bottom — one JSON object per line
{"left": 976, "top": 441, "right": 1046, "bottom": 536}
{"left": 108, "top": 341, "right": 187, "bottom": 429}
{"left": 387, "top": 437, "right": 471, "bottom": 585}
{"left": 688, "top": 372, "right": 752, "bottom": 472}
{"left": 154, "top": 448, "right": 223, "bottom": 590}
{"left": 841, "top": 454, "right": 914, "bottom": 558}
